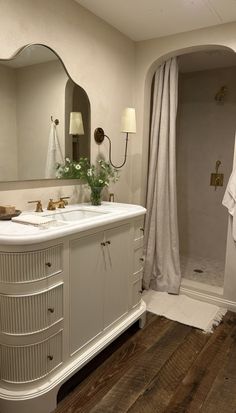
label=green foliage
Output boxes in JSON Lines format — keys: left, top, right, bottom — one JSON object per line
{"left": 56, "top": 157, "right": 119, "bottom": 188}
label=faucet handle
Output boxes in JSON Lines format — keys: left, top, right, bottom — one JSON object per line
{"left": 60, "top": 196, "right": 70, "bottom": 206}
{"left": 28, "top": 200, "right": 43, "bottom": 213}
{"left": 47, "top": 199, "right": 56, "bottom": 211}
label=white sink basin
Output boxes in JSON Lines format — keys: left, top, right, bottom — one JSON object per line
{"left": 45, "top": 209, "right": 109, "bottom": 222}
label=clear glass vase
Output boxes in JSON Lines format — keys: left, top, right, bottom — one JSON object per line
{"left": 90, "top": 186, "right": 103, "bottom": 206}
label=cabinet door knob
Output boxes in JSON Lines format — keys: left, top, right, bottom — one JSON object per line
{"left": 48, "top": 307, "right": 54, "bottom": 313}
{"left": 45, "top": 262, "right": 52, "bottom": 268}
{"left": 106, "top": 240, "right": 111, "bottom": 245}
{"left": 139, "top": 257, "right": 144, "bottom": 262}
{"left": 47, "top": 355, "right": 54, "bottom": 361}
{"left": 101, "top": 242, "right": 106, "bottom": 246}
{"left": 140, "top": 227, "right": 144, "bottom": 233}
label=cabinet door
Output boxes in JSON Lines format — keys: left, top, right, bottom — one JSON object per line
{"left": 69, "top": 231, "right": 105, "bottom": 355}
{"left": 103, "top": 224, "right": 130, "bottom": 328}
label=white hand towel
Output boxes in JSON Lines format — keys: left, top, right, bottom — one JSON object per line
{"left": 45, "top": 122, "right": 63, "bottom": 179}
{"left": 222, "top": 166, "right": 236, "bottom": 240}
{"left": 222, "top": 167, "right": 236, "bottom": 215}
{"left": 12, "top": 214, "right": 54, "bottom": 226}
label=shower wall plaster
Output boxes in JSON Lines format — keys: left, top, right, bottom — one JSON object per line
{"left": 176, "top": 67, "right": 236, "bottom": 262}
{"left": 0, "top": 0, "right": 135, "bottom": 208}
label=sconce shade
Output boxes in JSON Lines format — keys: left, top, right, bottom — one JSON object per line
{"left": 121, "top": 107, "right": 136, "bottom": 134}
{"left": 69, "top": 112, "right": 84, "bottom": 135}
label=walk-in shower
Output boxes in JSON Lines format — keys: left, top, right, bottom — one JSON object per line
{"left": 176, "top": 50, "right": 236, "bottom": 289}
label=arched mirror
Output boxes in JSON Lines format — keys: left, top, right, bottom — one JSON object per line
{"left": 0, "top": 44, "right": 90, "bottom": 182}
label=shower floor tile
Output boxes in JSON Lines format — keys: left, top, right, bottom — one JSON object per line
{"left": 180, "top": 255, "right": 225, "bottom": 287}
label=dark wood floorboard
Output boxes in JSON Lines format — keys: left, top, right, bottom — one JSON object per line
{"left": 55, "top": 311, "right": 236, "bottom": 413}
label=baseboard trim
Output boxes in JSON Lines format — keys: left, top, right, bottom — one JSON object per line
{"left": 180, "top": 285, "right": 236, "bottom": 312}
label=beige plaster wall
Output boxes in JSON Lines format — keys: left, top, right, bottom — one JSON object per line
{"left": 0, "top": 65, "right": 18, "bottom": 180}
{"left": 177, "top": 67, "right": 236, "bottom": 262}
{"left": 0, "top": 0, "right": 135, "bottom": 209}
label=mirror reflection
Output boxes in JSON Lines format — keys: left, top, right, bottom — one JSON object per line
{"left": 0, "top": 44, "right": 90, "bottom": 182}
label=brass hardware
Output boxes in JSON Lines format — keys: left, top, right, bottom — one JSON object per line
{"left": 48, "top": 307, "right": 54, "bottom": 313}
{"left": 109, "top": 193, "right": 114, "bottom": 202}
{"left": 106, "top": 240, "right": 111, "bottom": 245}
{"left": 28, "top": 200, "right": 43, "bottom": 213}
{"left": 101, "top": 242, "right": 106, "bottom": 246}
{"left": 140, "top": 227, "right": 144, "bottom": 233}
{"left": 139, "top": 257, "right": 144, "bottom": 262}
{"left": 51, "top": 115, "right": 59, "bottom": 125}
{"left": 215, "top": 160, "right": 221, "bottom": 173}
{"left": 45, "top": 262, "right": 52, "bottom": 267}
{"left": 58, "top": 196, "right": 70, "bottom": 208}
{"left": 215, "top": 86, "right": 227, "bottom": 103}
{"left": 210, "top": 160, "right": 224, "bottom": 190}
{"left": 94, "top": 128, "right": 105, "bottom": 144}
{"left": 47, "top": 355, "right": 54, "bottom": 361}
{"left": 47, "top": 199, "right": 56, "bottom": 211}
{"left": 47, "top": 196, "right": 70, "bottom": 210}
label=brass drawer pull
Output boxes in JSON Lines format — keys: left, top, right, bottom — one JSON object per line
{"left": 48, "top": 307, "right": 55, "bottom": 313}
{"left": 45, "top": 262, "right": 52, "bottom": 268}
{"left": 47, "top": 355, "right": 54, "bottom": 361}
{"left": 101, "top": 242, "right": 106, "bottom": 246}
{"left": 106, "top": 240, "right": 111, "bottom": 245}
{"left": 139, "top": 258, "right": 144, "bottom": 262}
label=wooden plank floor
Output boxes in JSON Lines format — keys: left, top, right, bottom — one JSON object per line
{"left": 55, "top": 311, "right": 236, "bottom": 413}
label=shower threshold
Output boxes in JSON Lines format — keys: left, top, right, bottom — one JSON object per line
{"left": 181, "top": 277, "right": 223, "bottom": 297}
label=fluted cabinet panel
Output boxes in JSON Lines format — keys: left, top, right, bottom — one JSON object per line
{"left": 0, "top": 284, "right": 63, "bottom": 334}
{"left": 0, "top": 244, "right": 62, "bottom": 283}
{"left": 0, "top": 331, "right": 62, "bottom": 383}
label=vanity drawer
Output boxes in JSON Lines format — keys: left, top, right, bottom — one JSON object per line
{"left": 0, "top": 244, "right": 63, "bottom": 283}
{"left": 132, "top": 276, "right": 142, "bottom": 308}
{"left": 0, "top": 331, "right": 62, "bottom": 383}
{"left": 0, "top": 283, "right": 63, "bottom": 335}
{"left": 134, "top": 247, "right": 144, "bottom": 274}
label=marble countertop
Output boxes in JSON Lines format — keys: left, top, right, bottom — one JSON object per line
{"left": 0, "top": 202, "right": 146, "bottom": 245}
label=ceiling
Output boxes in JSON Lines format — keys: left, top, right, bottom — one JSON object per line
{"left": 75, "top": 0, "right": 236, "bottom": 41}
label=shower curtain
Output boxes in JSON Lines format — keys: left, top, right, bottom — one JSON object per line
{"left": 45, "top": 121, "right": 63, "bottom": 179}
{"left": 143, "top": 57, "right": 181, "bottom": 294}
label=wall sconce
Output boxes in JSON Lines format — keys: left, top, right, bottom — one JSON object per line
{"left": 69, "top": 112, "right": 84, "bottom": 161}
{"left": 69, "top": 112, "right": 84, "bottom": 136}
{"left": 94, "top": 107, "right": 136, "bottom": 169}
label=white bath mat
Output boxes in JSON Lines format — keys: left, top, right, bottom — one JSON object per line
{"left": 142, "top": 290, "right": 227, "bottom": 333}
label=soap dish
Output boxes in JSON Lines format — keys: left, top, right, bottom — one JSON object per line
{"left": 0, "top": 210, "right": 22, "bottom": 220}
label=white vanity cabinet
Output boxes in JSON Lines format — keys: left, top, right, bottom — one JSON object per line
{"left": 70, "top": 223, "right": 130, "bottom": 354}
{"left": 0, "top": 203, "right": 146, "bottom": 413}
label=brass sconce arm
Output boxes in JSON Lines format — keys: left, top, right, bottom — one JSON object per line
{"left": 94, "top": 128, "right": 129, "bottom": 169}
{"left": 94, "top": 108, "right": 136, "bottom": 169}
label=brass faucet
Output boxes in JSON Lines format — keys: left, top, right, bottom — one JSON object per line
{"left": 28, "top": 200, "right": 43, "bottom": 212}
{"left": 47, "top": 196, "right": 70, "bottom": 210}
